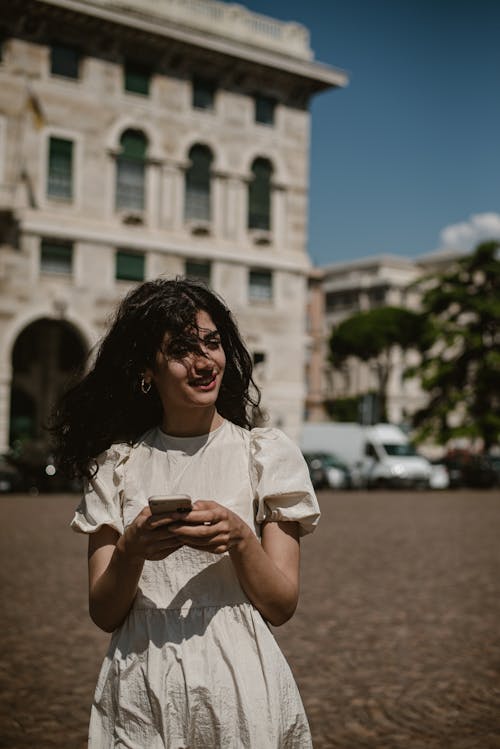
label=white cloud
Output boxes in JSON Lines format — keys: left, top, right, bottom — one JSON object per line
{"left": 439, "top": 212, "right": 500, "bottom": 251}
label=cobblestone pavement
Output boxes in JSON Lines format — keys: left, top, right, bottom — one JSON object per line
{"left": 1, "top": 490, "right": 500, "bottom": 748}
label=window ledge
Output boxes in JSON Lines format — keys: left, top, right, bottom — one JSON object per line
{"left": 124, "top": 90, "right": 150, "bottom": 98}
{"left": 192, "top": 105, "right": 215, "bottom": 114}
{"left": 248, "top": 297, "right": 274, "bottom": 306}
{"left": 50, "top": 74, "right": 81, "bottom": 84}
{"left": 186, "top": 219, "right": 212, "bottom": 237}
{"left": 120, "top": 211, "right": 145, "bottom": 226}
{"left": 40, "top": 269, "right": 72, "bottom": 277}
{"left": 249, "top": 229, "right": 272, "bottom": 246}
{"left": 46, "top": 195, "right": 73, "bottom": 204}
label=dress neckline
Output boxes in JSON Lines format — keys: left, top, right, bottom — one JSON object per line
{"left": 157, "top": 419, "right": 227, "bottom": 446}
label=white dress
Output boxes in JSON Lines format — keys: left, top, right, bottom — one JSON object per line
{"left": 71, "top": 420, "right": 320, "bottom": 749}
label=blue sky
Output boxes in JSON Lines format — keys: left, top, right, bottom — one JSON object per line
{"left": 238, "top": 0, "right": 500, "bottom": 265}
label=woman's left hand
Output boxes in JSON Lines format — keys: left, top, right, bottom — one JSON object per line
{"left": 161, "top": 500, "right": 250, "bottom": 554}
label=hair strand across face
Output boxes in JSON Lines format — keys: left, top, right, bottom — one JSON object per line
{"left": 50, "top": 278, "right": 261, "bottom": 478}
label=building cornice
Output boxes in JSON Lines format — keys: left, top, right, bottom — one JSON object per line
{"left": 415, "top": 248, "right": 469, "bottom": 267}
{"left": 306, "top": 266, "right": 325, "bottom": 281}
{"left": 90, "top": 0, "right": 313, "bottom": 60}
{"left": 33, "top": 0, "right": 348, "bottom": 91}
{"left": 321, "top": 253, "right": 418, "bottom": 274}
{"left": 21, "top": 216, "right": 313, "bottom": 274}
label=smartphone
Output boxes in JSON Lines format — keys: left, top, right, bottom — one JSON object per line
{"left": 148, "top": 494, "right": 192, "bottom": 515}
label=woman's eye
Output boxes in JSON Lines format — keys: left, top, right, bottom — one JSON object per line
{"left": 164, "top": 344, "right": 189, "bottom": 359}
{"left": 205, "top": 339, "right": 221, "bottom": 350}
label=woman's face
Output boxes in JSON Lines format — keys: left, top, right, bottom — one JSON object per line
{"left": 148, "top": 309, "right": 226, "bottom": 414}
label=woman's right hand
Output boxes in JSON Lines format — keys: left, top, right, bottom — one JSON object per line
{"left": 117, "top": 507, "right": 184, "bottom": 561}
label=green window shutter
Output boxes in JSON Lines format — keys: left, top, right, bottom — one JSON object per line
{"left": 121, "top": 130, "right": 147, "bottom": 161}
{"left": 116, "top": 251, "right": 145, "bottom": 281}
{"left": 185, "top": 260, "right": 211, "bottom": 285}
{"left": 50, "top": 44, "right": 80, "bottom": 78}
{"left": 40, "top": 240, "right": 73, "bottom": 274}
{"left": 248, "top": 158, "right": 272, "bottom": 230}
{"left": 192, "top": 77, "right": 215, "bottom": 110}
{"left": 124, "top": 62, "right": 151, "bottom": 95}
{"left": 47, "top": 137, "right": 73, "bottom": 200}
{"left": 185, "top": 145, "right": 212, "bottom": 221}
{"left": 255, "top": 95, "right": 276, "bottom": 125}
{"left": 249, "top": 269, "right": 273, "bottom": 301}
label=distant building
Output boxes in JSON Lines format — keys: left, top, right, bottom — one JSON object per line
{"left": 0, "top": 0, "right": 347, "bottom": 453}
{"left": 307, "top": 250, "right": 467, "bottom": 426}
{"left": 304, "top": 267, "right": 326, "bottom": 423}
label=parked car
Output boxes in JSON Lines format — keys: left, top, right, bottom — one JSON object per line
{"left": 441, "top": 452, "right": 498, "bottom": 489}
{"left": 439, "top": 456, "right": 463, "bottom": 488}
{"left": 0, "top": 455, "right": 24, "bottom": 493}
{"left": 303, "top": 451, "right": 352, "bottom": 489}
{"left": 303, "top": 453, "right": 327, "bottom": 489}
{"left": 461, "top": 455, "right": 498, "bottom": 489}
{"left": 428, "top": 460, "right": 450, "bottom": 490}
{"left": 6, "top": 442, "right": 82, "bottom": 493}
{"left": 485, "top": 454, "right": 500, "bottom": 486}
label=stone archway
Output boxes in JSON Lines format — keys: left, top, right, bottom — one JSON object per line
{"left": 9, "top": 318, "right": 87, "bottom": 450}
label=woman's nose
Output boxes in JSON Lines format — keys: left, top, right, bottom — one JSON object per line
{"left": 191, "top": 347, "right": 213, "bottom": 368}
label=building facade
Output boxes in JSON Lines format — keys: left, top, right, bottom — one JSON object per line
{"left": 0, "top": 0, "right": 347, "bottom": 453}
{"left": 308, "top": 251, "right": 468, "bottom": 427}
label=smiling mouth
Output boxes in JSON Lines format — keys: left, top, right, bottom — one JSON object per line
{"left": 189, "top": 373, "right": 217, "bottom": 387}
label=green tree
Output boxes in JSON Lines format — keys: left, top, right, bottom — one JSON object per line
{"left": 407, "top": 241, "right": 500, "bottom": 450}
{"left": 324, "top": 395, "right": 360, "bottom": 422}
{"left": 329, "top": 306, "right": 426, "bottom": 421}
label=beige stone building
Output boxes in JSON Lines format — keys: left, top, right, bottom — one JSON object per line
{"left": 0, "top": 0, "right": 347, "bottom": 453}
{"left": 308, "top": 250, "right": 467, "bottom": 426}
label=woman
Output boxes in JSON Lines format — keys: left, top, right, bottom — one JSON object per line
{"left": 53, "top": 277, "right": 320, "bottom": 748}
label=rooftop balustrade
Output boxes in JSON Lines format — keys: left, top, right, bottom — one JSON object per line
{"left": 89, "top": 0, "right": 312, "bottom": 59}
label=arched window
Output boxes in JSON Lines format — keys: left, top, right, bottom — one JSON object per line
{"left": 185, "top": 144, "right": 212, "bottom": 222}
{"left": 248, "top": 158, "right": 273, "bottom": 231}
{"left": 116, "top": 129, "right": 148, "bottom": 211}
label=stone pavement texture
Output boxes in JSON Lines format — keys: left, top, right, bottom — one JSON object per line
{"left": 1, "top": 490, "right": 499, "bottom": 748}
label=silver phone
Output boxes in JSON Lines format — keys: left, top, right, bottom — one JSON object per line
{"left": 148, "top": 494, "right": 192, "bottom": 515}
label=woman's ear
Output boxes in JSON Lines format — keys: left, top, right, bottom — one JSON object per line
{"left": 140, "top": 367, "right": 155, "bottom": 394}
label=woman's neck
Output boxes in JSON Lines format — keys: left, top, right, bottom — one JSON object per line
{"left": 161, "top": 407, "right": 224, "bottom": 438}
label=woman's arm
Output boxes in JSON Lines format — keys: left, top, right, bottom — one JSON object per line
{"left": 88, "top": 525, "right": 144, "bottom": 632}
{"left": 230, "top": 520, "right": 300, "bottom": 626}
{"left": 87, "top": 509, "right": 183, "bottom": 632}
{"left": 164, "top": 502, "right": 300, "bottom": 626}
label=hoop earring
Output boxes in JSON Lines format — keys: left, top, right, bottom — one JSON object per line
{"left": 141, "top": 377, "right": 152, "bottom": 394}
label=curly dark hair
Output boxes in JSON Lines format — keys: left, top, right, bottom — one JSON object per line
{"left": 51, "top": 277, "right": 261, "bottom": 479}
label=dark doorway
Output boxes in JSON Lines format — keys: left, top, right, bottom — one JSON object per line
{"left": 10, "top": 318, "right": 87, "bottom": 450}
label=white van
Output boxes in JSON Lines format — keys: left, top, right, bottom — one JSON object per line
{"left": 300, "top": 422, "right": 432, "bottom": 489}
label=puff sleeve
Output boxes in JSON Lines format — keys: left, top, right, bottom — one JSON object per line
{"left": 251, "top": 428, "right": 320, "bottom": 536}
{"left": 70, "top": 444, "right": 130, "bottom": 535}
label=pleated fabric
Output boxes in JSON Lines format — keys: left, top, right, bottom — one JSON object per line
{"left": 72, "top": 421, "right": 320, "bottom": 748}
